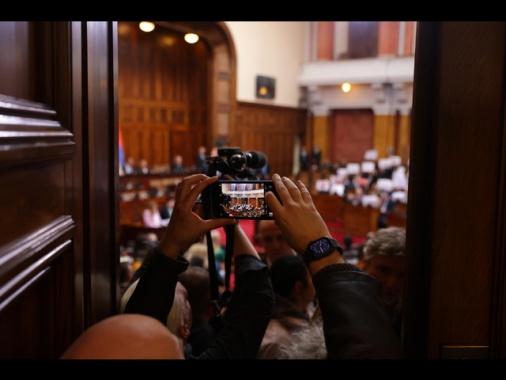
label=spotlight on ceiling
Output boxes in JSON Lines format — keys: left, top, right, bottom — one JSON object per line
{"left": 184, "top": 33, "right": 199, "bottom": 44}
{"left": 341, "top": 82, "right": 352, "bottom": 93}
{"left": 139, "top": 22, "right": 155, "bottom": 33}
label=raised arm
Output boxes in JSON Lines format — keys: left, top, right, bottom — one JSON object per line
{"left": 265, "top": 174, "right": 402, "bottom": 359}
{"left": 195, "top": 223, "right": 274, "bottom": 359}
{"left": 124, "top": 174, "right": 236, "bottom": 323}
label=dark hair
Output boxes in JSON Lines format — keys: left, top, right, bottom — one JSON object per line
{"left": 269, "top": 255, "right": 308, "bottom": 299}
{"left": 343, "top": 234, "right": 353, "bottom": 249}
{"left": 178, "top": 266, "right": 211, "bottom": 319}
{"left": 189, "top": 255, "right": 205, "bottom": 268}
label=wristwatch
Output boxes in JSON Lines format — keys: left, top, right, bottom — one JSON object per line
{"left": 303, "top": 236, "right": 343, "bottom": 266}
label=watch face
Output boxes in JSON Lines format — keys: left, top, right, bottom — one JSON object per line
{"left": 309, "top": 238, "right": 331, "bottom": 256}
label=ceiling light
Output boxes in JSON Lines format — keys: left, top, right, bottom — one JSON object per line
{"left": 139, "top": 22, "right": 155, "bottom": 33}
{"left": 341, "top": 82, "right": 351, "bottom": 93}
{"left": 184, "top": 33, "right": 199, "bottom": 44}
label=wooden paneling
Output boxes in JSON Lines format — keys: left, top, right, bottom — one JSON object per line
{"left": 0, "top": 22, "right": 31, "bottom": 99}
{"left": 118, "top": 22, "right": 209, "bottom": 170}
{"left": 312, "top": 194, "right": 344, "bottom": 223}
{"left": 342, "top": 202, "right": 380, "bottom": 236}
{"left": 119, "top": 225, "right": 165, "bottom": 248}
{"left": 85, "top": 22, "right": 119, "bottom": 323}
{"left": 118, "top": 23, "right": 304, "bottom": 180}
{"left": 0, "top": 21, "right": 118, "bottom": 359}
{"left": 0, "top": 219, "right": 74, "bottom": 358}
{"left": 119, "top": 173, "right": 184, "bottom": 225}
{"left": 405, "top": 21, "right": 506, "bottom": 359}
{"left": 330, "top": 109, "right": 374, "bottom": 164}
{"left": 0, "top": 23, "right": 79, "bottom": 359}
{"left": 396, "top": 112, "right": 411, "bottom": 164}
{"left": 236, "top": 102, "right": 307, "bottom": 177}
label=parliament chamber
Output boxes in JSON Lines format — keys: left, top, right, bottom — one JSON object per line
{"left": 1, "top": 21, "right": 505, "bottom": 360}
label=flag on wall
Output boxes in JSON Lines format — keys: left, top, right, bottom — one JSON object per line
{"left": 119, "top": 126, "right": 125, "bottom": 170}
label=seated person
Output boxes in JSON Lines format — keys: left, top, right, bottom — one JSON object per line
{"left": 171, "top": 154, "right": 186, "bottom": 174}
{"left": 137, "top": 158, "right": 151, "bottom": 175}
{"left": 142, "top": 200, "right": 163, "bottom": 228}
{"left": 257, "top": 254, "right": 316, "bottom": 359}
{"left": 160, "top": 197, "right": 175, "bottom": 226}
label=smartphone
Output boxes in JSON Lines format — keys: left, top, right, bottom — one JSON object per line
{"left": 207, "top": 179, "right": 277, "bottom": 220}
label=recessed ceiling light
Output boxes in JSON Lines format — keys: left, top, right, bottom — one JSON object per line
{"left": 184, "top": 33, "right": 199, "bottom": 44}
{"left": 139, "top": 22, "right": 155, "bottom": 33}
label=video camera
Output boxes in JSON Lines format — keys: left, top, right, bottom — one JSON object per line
{"left": 201, "top": 147, "right": 270, "bottom": 313}
{"left": 205, "top": 147, "right": 267, "bottom": 180}
{"left": 202, "top": 147, "right": 273, "bottom": 220}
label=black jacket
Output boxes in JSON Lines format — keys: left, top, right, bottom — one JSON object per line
{"left": 125, "top": 249, "right": 402, "bottom": 359}
{"left": 313, "top": 263, "right": 403, "bottom": 359}
{"left": 124, "top": 249, "right": 275, "bottom": 359}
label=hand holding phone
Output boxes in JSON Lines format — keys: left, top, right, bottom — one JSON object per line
{"left": 205, "top": 179, "right": 278, "bottom": 220}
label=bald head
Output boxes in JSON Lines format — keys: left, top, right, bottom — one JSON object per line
{"left": 60, "top": 314, "right": 185, "bottom": 359}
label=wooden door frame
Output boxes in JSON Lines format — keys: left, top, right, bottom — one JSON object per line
{"left": 404, "top": 21, "right": 506, "bottom": 359}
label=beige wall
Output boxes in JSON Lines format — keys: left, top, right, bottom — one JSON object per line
{"left": 226, "top": 22, "right": 414, "bottom": 118}
{"left": 225, "top": 22, "right": 305, "bottom": 108}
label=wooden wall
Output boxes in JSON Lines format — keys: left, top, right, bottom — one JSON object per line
{"left": 236, "top": 101, "right": 307, "bottom": 177}
{"left": 2, "top": 20, "right": 506, "bottom": 360}
{"left": 329, "top": 109, "right": 374, "bottom": 164}
{"left": 118, "top": 21, "right": 308, "bottom": 178}
{"left": 118, "top": 22, "right": 210, "bottom": 172}
{"left": 405, "top": 21, "right": 506, "bottom": 359}
{"left": 0, "top": 21, "right": 118, "bottom": 359}
{"left": 117, "top": 21, "right": 415, "bottom": 178}
{"left": 314, "top": 109, "right": 411, "bottom": 167}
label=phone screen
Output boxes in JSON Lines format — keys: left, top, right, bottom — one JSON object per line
{"left": 210, "top": 180, "right": 276, "bottom": 219}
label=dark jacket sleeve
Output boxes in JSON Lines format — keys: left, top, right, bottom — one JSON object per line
{"left": 123, "top": 248, "right": 189, "bottom": 325}
{"left": 194, "top": 254, "right": 275, "bottom": 359}
{"left": 313, "top": 263, "right": 403, "bottom": 359}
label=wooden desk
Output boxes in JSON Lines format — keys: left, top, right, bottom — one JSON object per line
{"left": 120, "top": 197, "right": 168, "bottom": 225}
{"left": 312, "top": 193, "right": 344, "bottom": 223}
{"left": 387, "top": 202, "right": 407, "bottom": 228}
{"left": 119, "top": 224, "right": 166, "bottom": 248}
{"left": 342, "top": 201, "right": 380, "bottom": 236}
{"left": 119, "top": 173, "right": 186, "bottom": 225}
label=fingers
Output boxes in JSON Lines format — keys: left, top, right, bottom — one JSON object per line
{"left": 271, "top": 173, "right": 307, "bottom": 204}
{"left": 176, "top": 174, "right": 217, "bottom": 207}
{"left": 179, "top": 174, "right": 215, "bottom": 195}
{"left": 265, "top": 174, "right": 284, "bottom": 214}
{"left": 294, "top": 177, "right": 313, "bottom": 204}
{"left": 159, "top": 174, "right": 233, "bottom": 257}
{"left": 266, "top": 173, "right": 330, "bottom": 254}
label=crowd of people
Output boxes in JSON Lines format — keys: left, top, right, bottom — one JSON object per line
{"left": 62, "top": 172, "right": 405, "bottom": 360}
{"left": 120, "top": 146, "right": 212, "bottom": 177}
{"left": 300, "top": 147, "right": 408, "bottom": 231}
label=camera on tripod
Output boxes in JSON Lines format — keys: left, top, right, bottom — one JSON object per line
{"left": 205, "top": 147, "right": 267, "bottom": 180}
{"left": 202, "top": 147, "right": 276, "bottom": 220}
{"left": 200, "top": 147, "right": 274, "bottom": 312}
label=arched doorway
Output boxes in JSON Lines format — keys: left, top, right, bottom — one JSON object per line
{"left": 118, "top": 21, "right": 238, "bottom": 170}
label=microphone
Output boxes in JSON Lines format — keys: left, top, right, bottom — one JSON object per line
{"left": 229, "top": 151, "right": 267, "bottom": 170}
{"left": 244, "top": 151, "right": 267, "bottom": 169}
